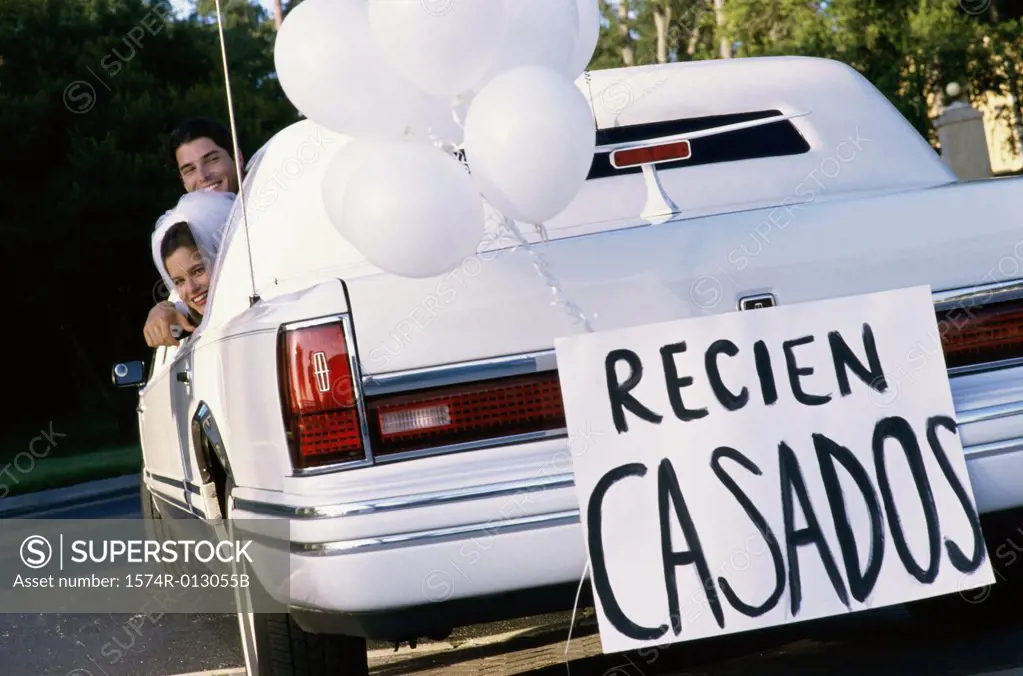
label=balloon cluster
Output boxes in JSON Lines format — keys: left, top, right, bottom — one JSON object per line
{"left": 275, "top": 0, "right": 601, "bottom": 278}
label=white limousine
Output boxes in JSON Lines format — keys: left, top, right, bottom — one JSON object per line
{"left": 114, "top": 56, "right": 1023, "bottom": 675}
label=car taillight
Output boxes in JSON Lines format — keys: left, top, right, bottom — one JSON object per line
{"left": 366, "top": 373, "right": 567, "bottom": 456}
{"left": 938, "top": 299, "right": 1023, "bottom": 368}
{"left": 278, "top": 320, "right": 365, "bottom": 470}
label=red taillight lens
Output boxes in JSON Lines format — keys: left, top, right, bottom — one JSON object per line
{"left": 278, "top": 321, "right": 365, "bottom": 469}
{"left": 611, "top": 140, "right": 692, "bottom": 169}
{"left": 938, "top": 299, "right": 1023, "bottom": 368}
{"left": 366, "top": 373, "right": 567, "bottom": 456}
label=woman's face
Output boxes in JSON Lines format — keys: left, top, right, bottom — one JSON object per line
{"left": 164, "top": 245, "right": 210, "bottom": 315}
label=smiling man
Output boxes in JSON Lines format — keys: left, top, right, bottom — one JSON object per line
{"left": 171, "top": 117, "right": 243, "bottom": 194}
{"left": 142, "top": 118, "right": 245, "bottom": 348}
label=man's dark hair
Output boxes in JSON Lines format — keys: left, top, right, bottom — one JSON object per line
{"left": 169, "top": 117, "right": 234, "bottom": 165}
{"left": 161, "top": 222, "right": 198, "bottom": 263}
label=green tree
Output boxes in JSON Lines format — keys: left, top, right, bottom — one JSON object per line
{"left": 628, "top": 0, "right": 717, "bottom": 64}
{"left": 721, "top": 0, "right": 1003, "bottom": 144}
{"left": 595, "top": 0, "right": 1020, "bottom": 148}
{"left": 0, "top": 0, "right": 297, "bottom": 446}
{"left": 591, "top": 0, "right": 631, "bottom": 69}
{"left": 968, "top": 2, "right": 1023, "bottom": 156}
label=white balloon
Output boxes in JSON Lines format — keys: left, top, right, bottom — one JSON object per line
{"left": 474, "top": 0, "right": 579, "bottom": 89}
{"left": 368, "top": 0, "right": 506, "bottom": 98}
{"left": 322, "top": 138, "right": 379, "bottom": 230}
{"left": 337, "top": 140, "right": 485, "bottom": 278}
{"left": 414, "top": 94, "right": 464, "bottom": 146}
{"left": 464, "top": 66, "right": 596, "bottom": 223}
{"left": 568, "top": 0, "right": 601, "bottom": 77}
{"left": 274, "top": 0, "right": 421, "bottom": 137}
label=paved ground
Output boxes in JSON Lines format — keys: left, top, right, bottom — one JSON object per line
{"left": 0, "top": 475, "right": 141, "bottom": 521}
{"left": 0, "top": 613, "right": 242, "bottom": 676}
{"left": 4, "top": 602, "right": 1023, "bottom": 676}
{"left": 5, "top": 479, "right": 1023, "bottom": 675}
{"left": 365, "top": 605, "right": 1023, "bottom": 676}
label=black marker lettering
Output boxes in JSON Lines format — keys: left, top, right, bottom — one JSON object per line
{"left": 783, "top": 336, "right": 832, "bottom": 406}
{"left": 658, "top": 458, "right": 724, "bottom": 633}
{"left": 753, "top": 340, "right": 778, "bottom": 406}
{"left": 813, "top": 433, "right": 884, "bottom": 603}
{"left": 872, "top": 416, "right": 941, "bottom": 584}
{"left": 829, "top": 323, "right": 887, "bottom": 397}
{"left": 605, "top": 349, "right": 663, "bottom": 434}
{"left": 660, "top": 342, "right": 708, "bottom": 422}
{"left": 926, "top": 415, "right": 985, "bottom": 573}
{"left": 705, "top": 340, "right": 749, "bottom": 411}
{"left": 588, "top": 463, "right": 668, "bottom": 640}
{"left": 710, "top": 447, "right": 785, "bottom": 617}
{"left": 779, "top": 441, "right": 850, "bottom": 615}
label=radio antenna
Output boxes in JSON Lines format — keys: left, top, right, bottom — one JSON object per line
{"left": 214, "top": 0, "right": 259, "bottom": 307}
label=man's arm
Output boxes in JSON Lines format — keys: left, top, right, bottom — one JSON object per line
{"left": 143, "top": 301, "right": 196, "bottom": 348}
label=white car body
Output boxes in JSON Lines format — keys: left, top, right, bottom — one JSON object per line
{"left": 136, "top": 56, "right": 1023, "bottom": 649}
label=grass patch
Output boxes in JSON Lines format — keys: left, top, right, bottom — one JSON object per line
{"left": 5, "top": 445, "right": 141, "bottom": 498}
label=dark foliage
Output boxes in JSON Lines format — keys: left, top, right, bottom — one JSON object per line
{"left": 0, "top": 0, "right": 298, "bottom": 454}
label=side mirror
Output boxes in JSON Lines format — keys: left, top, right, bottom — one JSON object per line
{"left": 112, "top": 361, "right": 146, "bottom": 388}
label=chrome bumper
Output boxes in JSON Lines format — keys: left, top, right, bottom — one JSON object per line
{"left": 233, "top": 356, "right": 1023, "bottom": 557}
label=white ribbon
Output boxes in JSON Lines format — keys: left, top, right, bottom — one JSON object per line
{"left": 491, "top": 211, "right": 595, "bottom": 333}
{"left": 434, "top": 95, "right": 595, "bottom": 334}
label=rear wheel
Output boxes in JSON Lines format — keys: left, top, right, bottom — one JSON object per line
{"left": 905, "top": 510, "right": 1023, "bottom": 633}
{"left": 222, "top": 475, "right": 369, "bottom": 675}
{"left": 905, "top": 574, "right": 1018, "bottom": 635}
{"left": 251, "top": 614, "right": 369, "bottom": 676}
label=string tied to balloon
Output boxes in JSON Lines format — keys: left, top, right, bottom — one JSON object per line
{"left": 433, "top": 83, "right": 595, "bottom": 335}
{"left": 563, "top": 557, "right": 592, "bottom": 676}
{"left": 490, "top": 209, "right": 595, "bottom": 334}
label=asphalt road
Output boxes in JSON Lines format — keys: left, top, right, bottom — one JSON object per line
{"left": 2, "top": 476, "right": 142, "bottom": 521}
{"left": 3, "top": 601, "right": 1023, "bottom": 675}
{"left": 0, "top": 613, "right": 242, "bottom": 676}
{"left": 4, "top": 481, "right": 1023, "bottom": 675}
{"left": 32, "top": 492, "right": 141, "bottom": 520}
{"left": 544, "top": 608, "right": 1023, "bottom": 676}
{"left": 370, "top": 604, "right": 1023, "bottom": 676}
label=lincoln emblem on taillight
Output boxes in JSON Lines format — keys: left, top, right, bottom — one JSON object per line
{"left": 312, "top": 351, "right": 330, "bottom": 393}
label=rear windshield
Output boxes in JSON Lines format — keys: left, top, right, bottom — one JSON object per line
{"left": 588, "top": 109, "right": 811, "bottom": 179}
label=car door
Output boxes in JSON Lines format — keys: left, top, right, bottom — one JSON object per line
{"left": 168, "top": 341, "right": 205, "bottom": 518}
{"left": 139, "top": 344, "right": 190, "bottom": 513}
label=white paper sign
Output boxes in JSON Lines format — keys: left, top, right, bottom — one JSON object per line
{"left": 554, "top": 286, "right": 995, "bottom": 654}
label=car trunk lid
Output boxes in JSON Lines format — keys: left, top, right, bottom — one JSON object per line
{"left": 345, "top": 177, "right": 1023, "bottom": 377}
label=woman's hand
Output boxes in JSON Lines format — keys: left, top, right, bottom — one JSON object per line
{"left": 143, "top": 301, "right": 196, "bottom": 347}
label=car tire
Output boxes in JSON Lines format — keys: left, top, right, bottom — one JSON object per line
{"left": 251, "top": 614, "right": 369, "bottom": 676}
{"left": 904, "top": 574, "right": 1021, "bottom": 635}
{"left": 905, "top": 512, "right": 1023, "bottom": 633}
{"left": 222, "top": 476, "right": 369, "bottom": 675}
{"left": 140, "top": 473, "right": 193, "bottom": 577}
{"left": 140, "top": 472, "right": 160, "bottom": 520}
